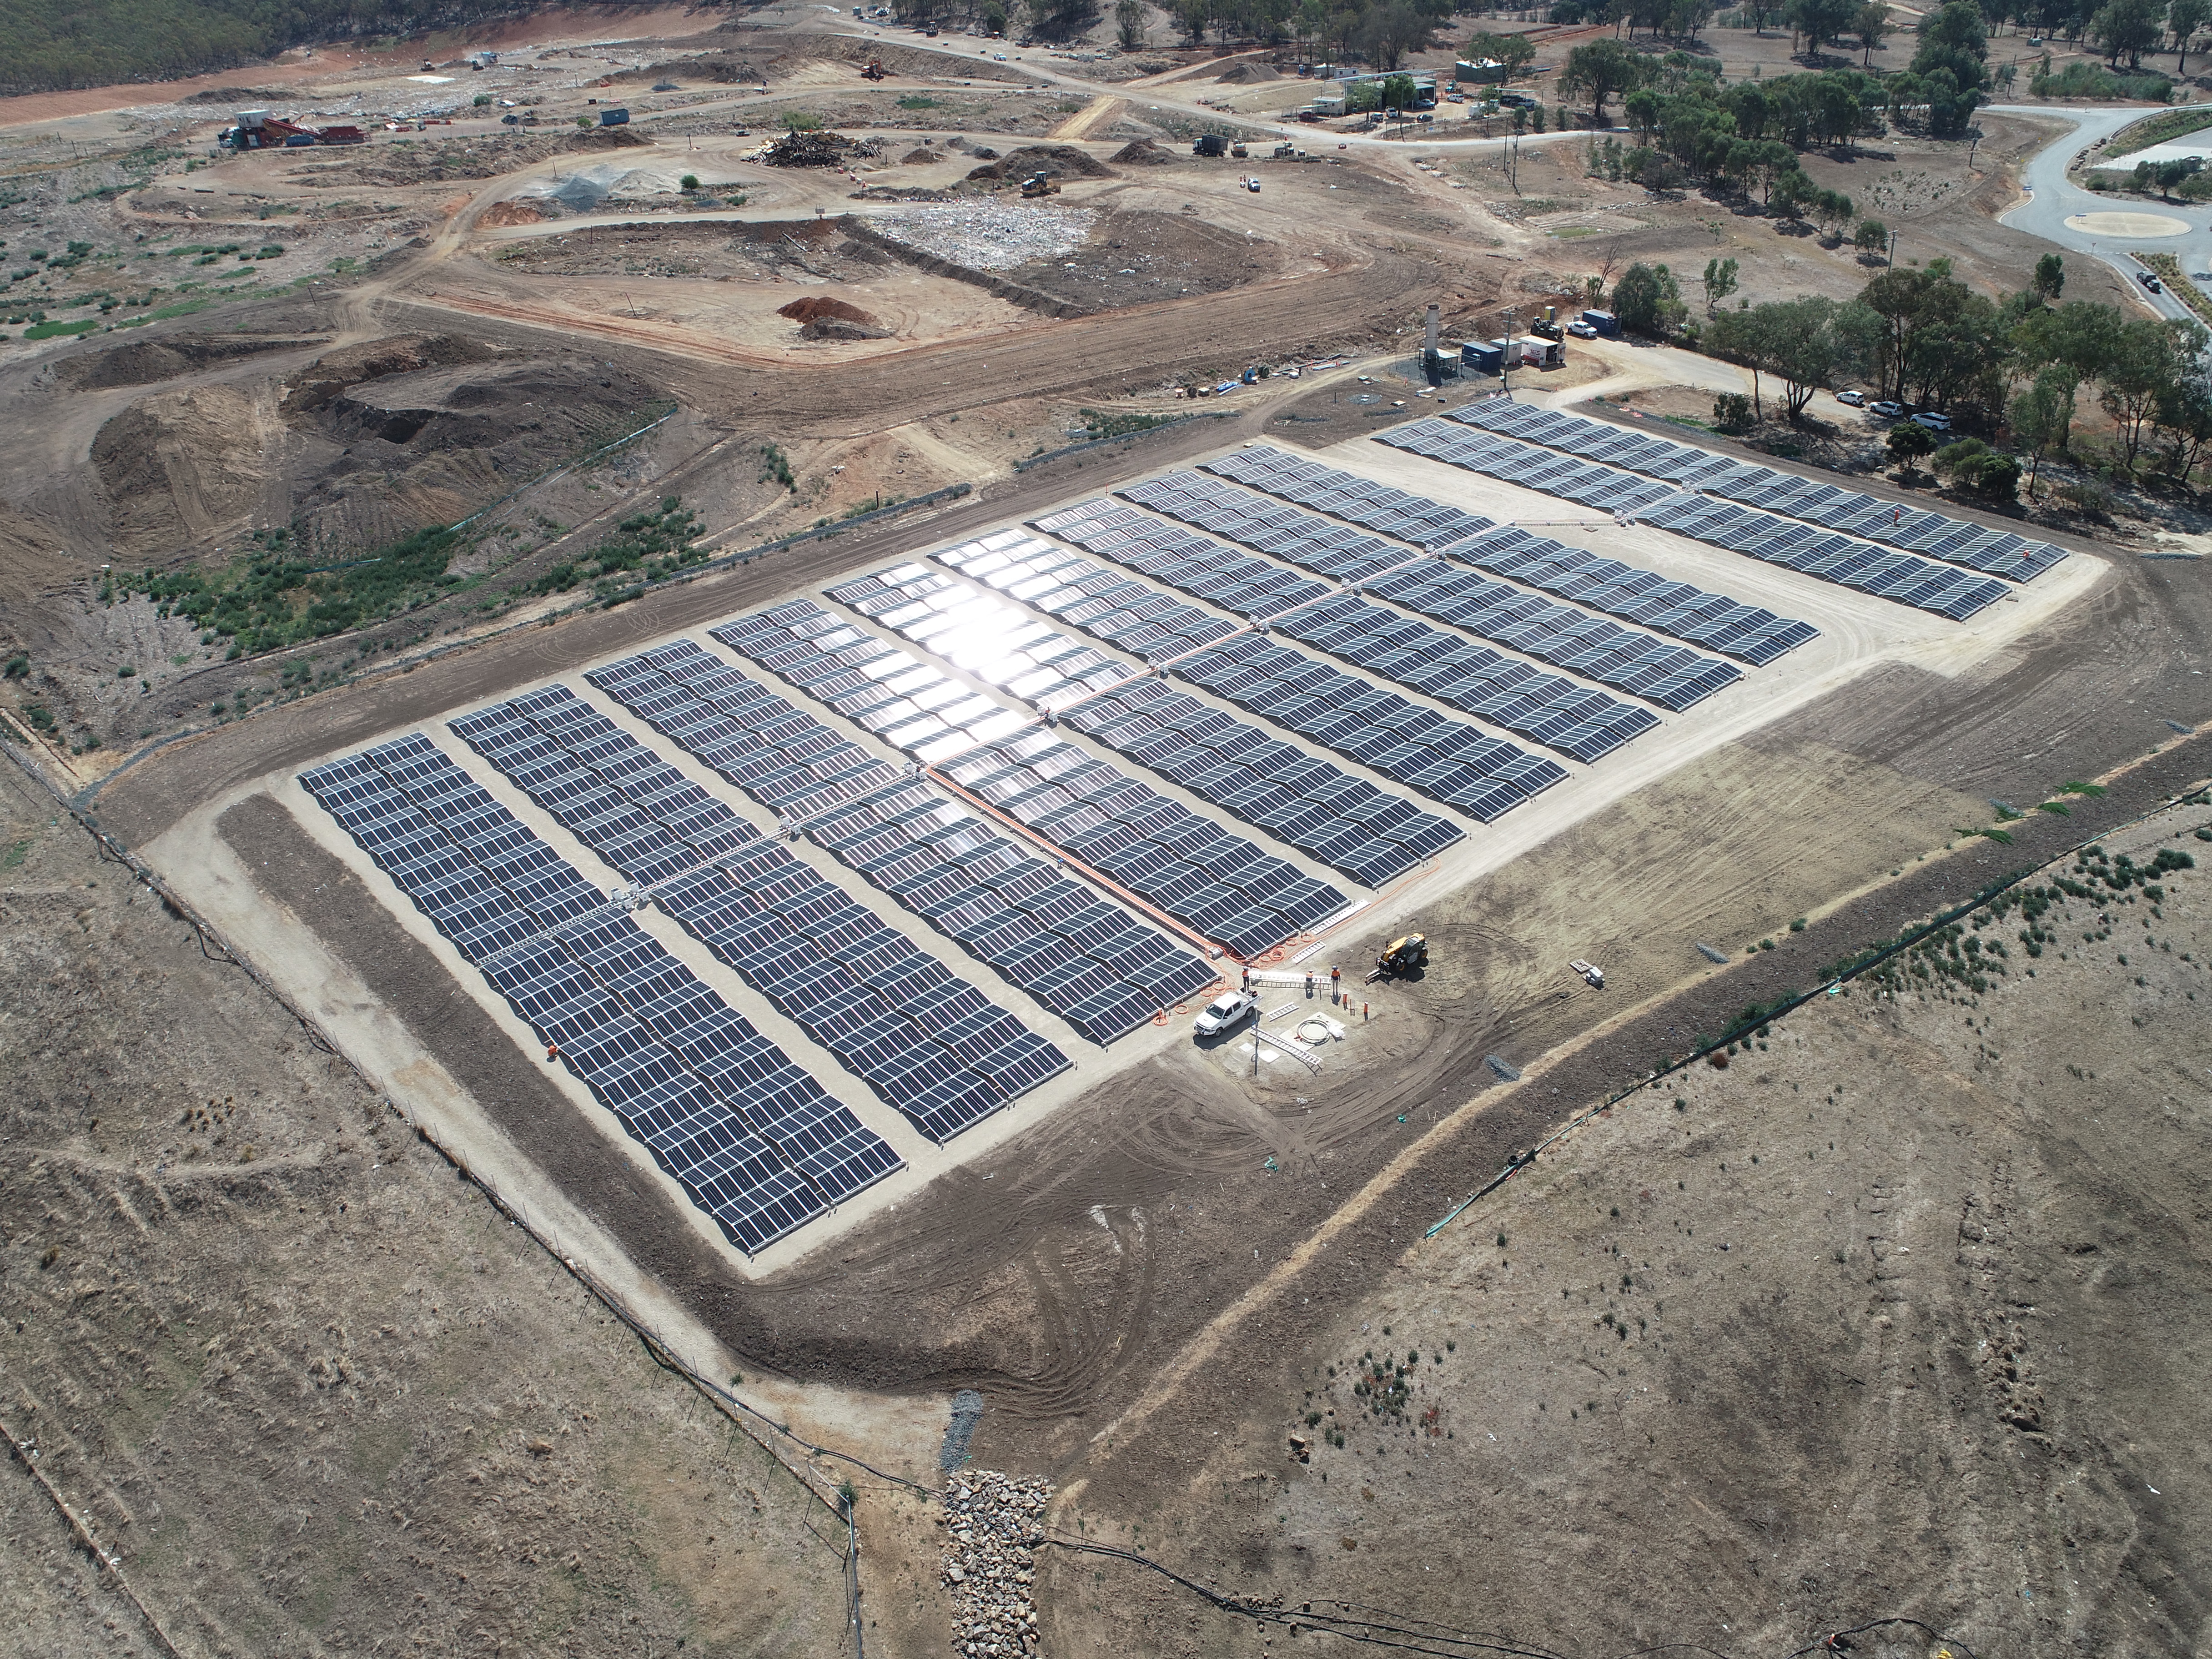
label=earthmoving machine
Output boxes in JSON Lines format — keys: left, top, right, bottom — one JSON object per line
{"left": 1020, "top": 170, "right": 1060, "bottom": 197}
{"left": 1230, "top": 139, "right": 1249, "bottom": 158}
{"left": 1369, "top": 933, "right": 1428, "bottom": 981}
{"left": 860, "top": 57, "right": 888, "bottom": 79}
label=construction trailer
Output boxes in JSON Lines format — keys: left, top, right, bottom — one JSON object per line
{"left": 1460, "top": 340, "right": 1504, "bottom": 374}
{"left": 1581, "top": 308, "right": 1620, "bottom": 337}
{"left": 599, "top": 107, "right": 631, "bottom": 126}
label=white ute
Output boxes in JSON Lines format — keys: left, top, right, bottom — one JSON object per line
{"left": 1192, "top": 990, "right": 1259, "bottom": 1035}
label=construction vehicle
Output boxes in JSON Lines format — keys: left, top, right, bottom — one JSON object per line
{"left": 1370, "top": 934, "right": 1428, "bottom": 980}
{"left": 1194, "top": 133, "right": 1229, "bottom": 156}
{"left": 1230, "top": 139, "right": 1248, "bottom": 158}
{"left": 1569, "top": 959, "right": 1604, "bottom": 988}
{"left": 1529, "top": 305, "right": 1563, "bottom": 342}
{"left": 860, "top": 57, "right": 887, "bottom": 79}
{"left": 1019, "top": 170, "right": 1059, "bottom": 197}
{"left": 1272, "top": 140, "right": 1297, "bottom": 158}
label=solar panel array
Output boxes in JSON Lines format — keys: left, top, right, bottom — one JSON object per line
{"left": 704, "top": 601, "right": 1041, "bottom": 769}
{"left": 585, "top": 640, "right": 1213, "bottom": 1047}
{"left": 1384, "top": 416, "right": 2011, "bottom": 621}
{"left": 928, "top": 533, "right": 1566, "bottom": 823}
{"left": 1063, "top": 677, "right": 1472, "bottom": 877}
{"left": 652, "top": 842, "right": 1070, "bottom": 1143}
{"left": 1204, "top": 444, "right": 1820, "bottom": 667}
{"left": 1457, "top": 399, "right": 2068, "bottom": 582}
{"left": 1447, "top": 526, "right": 1818, "bottom": 667}
{"left": 934, "top": 533, "right": 1247, "bottom": 664}
{"left": 942, "top": 726, "right": 1351, "bottom": 959}
{"left": 1123, "top": 466, "right": 1743, "bottom": 709}
{"left": 1033, "top": 500, "right": 1335, "bottom": 622}
{"left": 447, "top": 683, "right": 1069, "bottom": 1144}
{"left": 299, "top": 734, "right": 901, "bottom": 1255}
{"left": 1262, "top": 589, "right": 1661, "bottom": 763}
{"left": 807, "top": 776, "right": 1219, "bottom": 1043}
{"left": 448, "top": 685, "right": 759, "bottom": 885}
{"left": 824, "top": 565, "right": 1145, "bottom": 712}
{"left": 1036, "top": 498, "right": 1670, "bottom": 761}
{"left": 1162, "top": 630, "right": 1570, "bottom": 821}
{"left": 584, "top": 632, "right": 904, "bottom": 822}
{"left": 1198, "top": 448, "right": 1494, "bottom": 547}
{"left": 1123, "top": 468, "right": 1437, "bottom": 582}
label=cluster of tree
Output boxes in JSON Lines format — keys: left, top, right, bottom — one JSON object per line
{"left": 1147, "top": 0, "right": 1455, "bottom": 60}
{"left": 1649, "top": 252, "right": 2212, "bottom": 498}
{"left": 1558, "top": 0, "right": 1991, "bottom": 137}
{"left": 0, "top": 0, "right": 544, "bottom": 94}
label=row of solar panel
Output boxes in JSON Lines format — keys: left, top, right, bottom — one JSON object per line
{"left": 1202, "top": 443, "right": 1819, "bottom": 668}
{"left": 833, "top": 555, "right": 1466, "bottom": 886}
{"left": 821, "top": 568, "right": 1146, "bottom": 716}
{"left": 1031, "top": 501, "right": 1335, "bottom": 622}
{"left": 808, "top": 778, "right": 1221, "bottom": 1043}
{"left": 587, "top": 639, "right": 1217, "bottom": 1041}
{"left": 1266, "top": 590, "right": 1661, "bottom": 764}
{"left": 1457, "top": 398, "right": 2066, "bottom": 583}
{"left": 651, "top": 844, "right": 1071, "bottom": 1143}
{"left": 1355, "top": 556, "right": 1743, "bottom": 712}
{"left": 1121, "top": 470, "right": 1430, "bottom": 584}
{"left": 298, "top": 735, "right": 901, "bottom": 1255}
{"left": 1442, "top": 525, "right": 1818, "bottom": 668}
{"left": 1198, "top": 443, "right": 1493, "bottom": 547}
{"left": 940, "top": 726, "right": 1352, "bottom": 960}
{"left": 582, "top": 632, "right": 906, "bottom": 824}
{"left": 448, "top": 685, "right": 759, "bottom": 885}
{"left": 1035, "top": 497, "right": 1670, "bottom": 762}
{"left": 1123, "top": 465, "right": 1738, "bottom": 711}
{"left": 1154, "top": 635, "right": 1569, "bottom": 823}
{"left": 928, "top": 531, "right": 1564, "bottom": 824}
{"left": 1386, "top": 417, "right": 2012, "bottom": 622}
{"left": 930, "top": 532, "right": 1252, "bottom": 669}
{"left": 710, "top": 601, "right": 1049, "bottom": 766}
{"left": 719, "top": 601, "right": 1359, "bottom": 957}
{"left": 447, "top": 682, "right": 1070, "bottom": 1145}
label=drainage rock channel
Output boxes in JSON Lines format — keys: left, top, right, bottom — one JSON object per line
{"left": 940, "top": 1469, "right": 1051, "bottom": 1656}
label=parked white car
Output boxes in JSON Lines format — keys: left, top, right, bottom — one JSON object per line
{"left": 1192, "top": 990, "right": 1258, "bottom": 1036}
{"left": 1911, "top": 411, "right": 1952, "bottom": 431}
{"left": 1835, "top": 389, "right": 1865, "bottom": 407}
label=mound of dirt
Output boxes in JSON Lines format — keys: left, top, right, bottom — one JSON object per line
{"left": 1005, "top": 144, "right": 1115, "bottom": 179}
{"left": 902, "top": 147, "right": 936, "bottom": 164}
{"left": 565, "top": 126, "right": 650, "bottom": 151}
{"left": 777, "top": 295, "right": 881, "bottom": 327}
{"left": 280, "top": 334, "right": 500, "bottom": 416}
{"left": 185, "top": 85, "right": 282, "bottom": 103}
{"left": 58, "top": 335, "right": 325, "bottom": 393}
{"left": 1216, "top": 60, "right": 1283, "bottom": 82}
{"left": 475, "top": 199, "right": 547, "bottom": 228}
{"left": 90, "top": 385, "right": 273, "bottom": 563}
{"left": 1111, "top": 137, "right": 1175, "bottom": 165}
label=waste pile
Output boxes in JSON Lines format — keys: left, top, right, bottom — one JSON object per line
{"left": 763, "top": 129, "right": 879, "bottom": 167}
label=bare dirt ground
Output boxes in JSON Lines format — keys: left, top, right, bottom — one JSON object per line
{"left": 0, "top": 750, "right": 863, "bottom": 1656}
{"left": 1039, "top": 794, "right": 2212, "bottom": 1659}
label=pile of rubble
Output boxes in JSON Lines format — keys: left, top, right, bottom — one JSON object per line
{"left": 762, "top": 129, "right": 880, "bottom": 167}
{"left": 940, "top": 1470, "right": 1050, "bottom": 1656}
{"left": 873, "top": 201, "right": 1093, "bottom": 271}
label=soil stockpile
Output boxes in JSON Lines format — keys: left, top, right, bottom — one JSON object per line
{"left": 776, "top": 296, "right": 881, "bottom": 327}
{"left": 1111, "top": 137, "right": 1174, "bottom": 164}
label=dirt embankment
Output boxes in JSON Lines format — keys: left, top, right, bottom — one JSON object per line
{"left": 1040, "top": 798, "right": 2212, "bottom": 1659}
{"left": 0, "top": 755, "right": 855, "bottom": 1657}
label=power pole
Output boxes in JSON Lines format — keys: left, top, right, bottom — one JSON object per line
{"left": 1498, "top": 306, "right": 1519, "bottom": 398}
